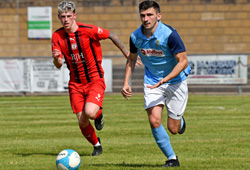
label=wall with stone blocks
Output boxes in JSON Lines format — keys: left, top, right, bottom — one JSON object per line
{"left": 0, "top": 0, "right": 249, "bottom": 64}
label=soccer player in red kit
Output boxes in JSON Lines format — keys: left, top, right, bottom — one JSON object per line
{"left": 52, "top": 1, "right": 129, "bottom": 156}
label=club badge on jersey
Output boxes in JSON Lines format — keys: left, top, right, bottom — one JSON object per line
{"left": 72, "top": 43, "right": 77, "bottom": 50}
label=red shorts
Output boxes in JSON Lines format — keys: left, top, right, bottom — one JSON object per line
{"left": 68, "top": 78, "right": 106, "bottom": 113}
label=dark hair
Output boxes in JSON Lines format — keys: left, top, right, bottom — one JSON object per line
{"left": 139, "top": 0, "right": 160, "bottom": 13}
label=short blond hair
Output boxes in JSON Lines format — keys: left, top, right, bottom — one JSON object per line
{"left": 58, "top": 1, "right": 76, "bottom": 14}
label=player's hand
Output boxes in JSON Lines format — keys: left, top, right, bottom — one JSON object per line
{"left": 52, "top": 49, "right": 63, "bottom": 68}
{"left": 121, "top": 85, "right": 132, "bottom": 100}
{"left": 135, "top": 56, "right": 142, "bottom": 67}
{"left": 146, "top": 79, "right": 165, "bottom": 89}
{"left": 52, "top": 49, "right": 61, "bottom": 59}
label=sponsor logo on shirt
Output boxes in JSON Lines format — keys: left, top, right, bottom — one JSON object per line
{"left": 71, "top": 52, "right": 85, "bottom": 62}
{"left": 140, "top": 48, "right": 164, "bottom": 57}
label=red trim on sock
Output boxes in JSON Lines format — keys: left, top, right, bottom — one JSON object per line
{"left": 95, "top": 109, "right": 102, "bottom": 119}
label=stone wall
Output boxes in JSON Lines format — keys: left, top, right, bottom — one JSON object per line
{"left": 0, "top": 0, "right": 250, "bottom": 63}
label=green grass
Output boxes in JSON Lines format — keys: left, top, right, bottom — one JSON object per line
{"left": 0, "top": 94, "right": 250, "bottom": 170}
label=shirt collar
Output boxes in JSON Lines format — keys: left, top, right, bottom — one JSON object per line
{"left": 139, "top": 20, "right": 162, "bottom": 40}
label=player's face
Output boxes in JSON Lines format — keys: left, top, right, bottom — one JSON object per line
{"left": 140, "top": 7, "right": 161, "bottom": 31}
{"left": 58, "top": 11, "right": 76, "bottom": 31}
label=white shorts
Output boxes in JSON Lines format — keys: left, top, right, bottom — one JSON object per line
{"left": 144, "top": 80, "right": 188, "bottom": 120}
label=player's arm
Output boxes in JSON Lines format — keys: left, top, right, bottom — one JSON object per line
{"left": 52, "top": 34, "right": 63, "bottom": 69}
{"left": 147, "top": 51, "right": 188, "bottom": 89}
{"left": 109, "top": 31, "right": 142, "bottom": 67}
{"left": 52, "top": 49, "right": 63, "bottom": 69}
{"left": 121, "top": 52, "right": 138, "bottom": 100}
{"left": 121, "top": 36, "right": 138, "bottom": 100}
{"left": 108, "top": 31, "right": 129, "bottom": 58}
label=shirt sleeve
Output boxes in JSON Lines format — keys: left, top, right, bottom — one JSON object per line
{"left": 129, "top": 36, "right": 137, "bottom": 53}
{"left": 92, "top": 26, "right": 110, "bottom": 40}
{"left": 168, "top": 30, "right": 186, "bottom": 55}
{"left": 52, "top": 33, "right": 63, "bottom": 59}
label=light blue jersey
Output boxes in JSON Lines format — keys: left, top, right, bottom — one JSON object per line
{"left": 130, "top": 21, "right": 191, "bottom": 85}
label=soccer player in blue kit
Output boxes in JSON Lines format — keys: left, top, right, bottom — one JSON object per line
{"left": 121, "top": 0, "right": 191, "bottom": 167}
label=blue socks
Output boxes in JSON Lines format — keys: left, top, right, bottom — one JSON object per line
{"left": 151, "top": 124, "right": 175, "bottom": 159}
{"left": 180, "top": 117, "right": 184, "bottom": 130}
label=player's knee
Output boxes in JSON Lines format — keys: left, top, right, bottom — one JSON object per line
{"left": 149, "top": 119, "right": 161, "bottom": 129}
{"left": 78, "top": 119, "right": 88, "bottom": 128}
{"left": 84, "top": 109, "right": 97, "bottom": 119}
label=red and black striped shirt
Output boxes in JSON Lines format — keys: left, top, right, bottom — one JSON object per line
{"left": 52, "top": 22, "right": 110, "bottom": 84}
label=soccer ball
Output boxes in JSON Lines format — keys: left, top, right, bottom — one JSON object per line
{"left": 56, "top": 149, "right": 81, "bottom": 170}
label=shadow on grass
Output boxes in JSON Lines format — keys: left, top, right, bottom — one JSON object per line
{"left": 15, "top": 152, "right": 90, "bottom": 157}
{"left": 90, "top": 163, "right": 161, "bottom": 168}
{"left": 15, "top": 153, "right": 163, "bottom": 168}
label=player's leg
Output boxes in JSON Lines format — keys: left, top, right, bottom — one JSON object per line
{"left": 147, "top": 105, "right": 176, "bottom": 160}
{"left": 76, "top": 111, "right": 99, "bottom": 146}
{"left": 165, "top": 80, "right": 188, "bottom": 135}
{"left": 167, "top": 117, "right": 182, "bottom": 134}
{"left": 144, "top": 83, "right": 177, "bottom": 165}
{"left": 83, "top": 79, "right": 105, "bottom": 156}
{"left": 168, "top": 116, "right": 186, "bottom": 134}
{"left": 76, "top": 111, "right": 102, "bottom": 156}
{"left": 84, "top": 102, "right": 104, "bottom": 131}
{"left": 86, "top": 79, "right": 106, "bottom": 131}
{"left": 84, "top": 102, "right": 100, "bottom": 119}
{"left": 68, "top": 82, "right": 101, "bottom": 156}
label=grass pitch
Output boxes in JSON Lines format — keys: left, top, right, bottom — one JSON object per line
{"left": 0, "top": 94, "right": 249, "bottom": 170}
